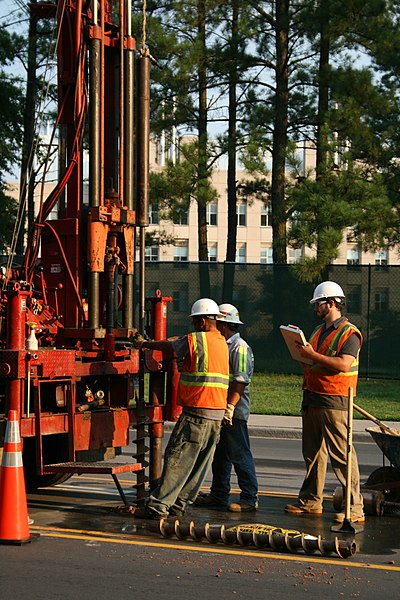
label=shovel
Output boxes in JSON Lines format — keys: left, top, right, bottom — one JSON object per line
{"left": 331, "top": 387, "right": 364, "bottom": 535}
{"left": 353, "top": 403, "right": 400, "bottom": 436}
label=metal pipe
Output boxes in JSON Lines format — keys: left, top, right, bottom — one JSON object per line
{"left": 58, "top": 124, "right": 67, "bottom": 213}
{"left": 88, "top": 16, "right": 102, "bottom": 329}
{"left": 123, "top": 2, "right": 135, "bottom": 329}
{"left": 136, "top": 49, "right": 150, "bottom": 228}
{"left": 136, "top": 49, "right": 150, "bottom": 333}
{"left": 118, "top": 0, "right": 125, "bottom": 197}
{"left": 138, "top": 227, "right": 146, "bottom": 333}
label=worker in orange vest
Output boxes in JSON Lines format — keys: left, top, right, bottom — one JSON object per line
{"left": 285, "top": 281, "right": 364, "bottom": 523}
{"left": 131, "top": 298, "right": 229, "bottom": 519}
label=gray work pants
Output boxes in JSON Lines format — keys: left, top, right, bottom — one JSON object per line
{"left": 147, "top": 413, "right": 221, "bottom": 517}
{"left": 298, "top": 406, "right": 364, "bottom": 517}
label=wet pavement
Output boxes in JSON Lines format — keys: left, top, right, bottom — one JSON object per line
{"left": 26, "top": 477, "right": 400, "bottom": 565}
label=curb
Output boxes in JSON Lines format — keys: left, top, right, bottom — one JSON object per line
{"left": 163, "top": 422, "right": 372, "bottom": 442}
{"left": 248, "top": 427, "right": 371, "bottom": 442}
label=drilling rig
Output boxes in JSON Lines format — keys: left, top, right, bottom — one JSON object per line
{"left": 0, "top": 0, "right": 179, "bottom": 504}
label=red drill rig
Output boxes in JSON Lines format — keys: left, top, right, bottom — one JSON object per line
{"left": 0, "top": 0, "right": 179, "bottom": 504}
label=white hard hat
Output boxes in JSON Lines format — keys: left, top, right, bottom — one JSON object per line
{"left": 189, "top": 298, "right": 222, "bottom": 318}
{"left": 310, "top": 281, "right": 345, "bottom": 304}
{"left": 217, "top": 303, "right": 243, "bottom": 324}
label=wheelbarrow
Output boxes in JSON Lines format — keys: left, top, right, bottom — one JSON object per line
{"left": 333, "top": 404, "right": 400, "bottom": 517}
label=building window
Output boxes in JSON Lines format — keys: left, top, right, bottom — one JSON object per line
{"left": 346, "top": 286, "right": 361, "bottom": 314}
{"left": 375, "top": 288, "right": 389, "bottom": 312}
{"left": 236, "top": 243, "right": 246, "bottom": 263}
{"left": 237, "top": 202, "right": 246, "bottom": 227}
{"left": 172, "top": 208, "right": 189, "bottom": 225}
{"left": 145, "top": 246, "right": 159, "bottom": 261}
{"left": 288, "top": 248, "right": 303, "bottom": 264}
{"left": 260, "top": 204, "right": 272, "bottom": 227}
{"left": 206, "top": 203, "right": 218, "bottom": 226}
{"left": 173, "top": 241, "right": 188, "bottom": 262}
{"left": 149, "top": 203, "right": 159, "bottom": 225}
{"left": 375, "top": 250, "right": 388, "bottom": 269}
{"left": 260, "top": 246, "right": 273, "bottom": 264}
{"left": 347, "top": 247, "right": 360, "bottom": 266}
{"left": 208, "top": 243, "right": 217, "bottom": 262}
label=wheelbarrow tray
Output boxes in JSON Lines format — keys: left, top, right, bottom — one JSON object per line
{"left": 366, "top": 426, "right": 400, "bottom": 471}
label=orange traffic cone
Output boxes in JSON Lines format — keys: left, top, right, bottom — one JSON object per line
{"left": 0, "top": 410, "right": 36, "bottom": 544}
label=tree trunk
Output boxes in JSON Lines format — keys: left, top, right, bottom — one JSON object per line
{"left": 223, "top": 0, "right": 239, "bottom": 302}
{"left": 316, "top": 2, "right": 330, "bottom": 261}
{"left": 271, "top": 0, "right": 289, "bottom": 265}
{"left": 197, "top": 0, "right": 210, "bottom": 295}
{"left": 316, "top": 3, "right": 330, "bottom": 176}
{"left": 17, "top": 2, "right": 38, "bottom": 256}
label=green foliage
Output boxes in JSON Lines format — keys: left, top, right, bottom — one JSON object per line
{"left": 0, "top": 30, "right": 24, "bottom": 176}
{"left": 0, "top": 26, "right": 24, "bottom": 252}
{"left": 0, "top": 187, "right": 17, "bottom": 253}
{"left": 150, "top": 140, "right": 218, "bottom": 226}
{"left": 250, "top": 373, "right": 400, "bottom": 421}
{"left": 286, "top": 166, "right": 392, "bottom": 282}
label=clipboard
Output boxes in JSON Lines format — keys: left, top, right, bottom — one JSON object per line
{"left": 279, "top": 324, "right": 313, "bottom": 365}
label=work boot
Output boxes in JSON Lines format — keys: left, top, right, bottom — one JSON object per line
{"left": 194, "top": 494, "right": 227, "bottom": 509}
{"left": 284, "top": 504, "right": 323, "bottom": 516}
{"left": 169, "top": 506, "right": 185, "bottom": 518}
{"left": 228, "top": 501, "right": 258, "bottom": 513}
{"left": 333, "top": 512, "right": 365, "bottom": 524}
{"left": 133, "top": 506, "right": 167, "bottom": 520}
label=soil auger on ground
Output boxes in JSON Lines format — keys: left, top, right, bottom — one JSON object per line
{"left": 148, "top": 519, "right": 357, "bottom": 559}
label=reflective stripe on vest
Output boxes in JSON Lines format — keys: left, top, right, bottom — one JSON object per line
{"left": 229, "top": 344, "right": 251, "bottom": 383}
{"left": 178, "top": 331, "right": 229, "bottom": 409}
{"left": 179, "top": 332, "right": 229, "bottom": 389}
{"left": 303, "top": 320, "right": 362, "bottom": 396}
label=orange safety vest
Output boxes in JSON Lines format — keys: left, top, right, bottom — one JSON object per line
{"left": 178, "top": 330, "right": 229, "bottom": 409}
{"left": 303, "top": 319, "right": 362, "bottom": 397}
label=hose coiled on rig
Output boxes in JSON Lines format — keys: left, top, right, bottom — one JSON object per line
{"left": 156, "top": 519, "right": 356, "bottom": 559}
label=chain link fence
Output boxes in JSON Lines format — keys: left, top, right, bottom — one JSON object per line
{"left": 137, "top": 262, "right": 400, "bottom": 379}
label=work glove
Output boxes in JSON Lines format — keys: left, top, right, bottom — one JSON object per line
{"left": 222, "top": 403, "right": 235, "bottom": 426}
{"left": 131, "top": 332, "right": 145, "bottom": 350}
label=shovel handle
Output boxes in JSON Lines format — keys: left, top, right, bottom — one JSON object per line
{"left": 353, "top": 403, "right": 398, "bottom": 435}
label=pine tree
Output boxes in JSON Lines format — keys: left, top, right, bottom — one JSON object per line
{"left": 0, "top": 25, "right": 25, "bottom": 253}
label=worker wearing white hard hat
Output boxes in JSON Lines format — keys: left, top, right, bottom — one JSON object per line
{"left": 131, "top": 298, "right": 229, "bottom": 520}
{"left": 285, "top": 281, "right": 365, "bottom": 523}
{"left": 216, "top": 303, "right": 243, "bottom": 324}
{"left": 189, "top": 297, "right": 222, "bottom": 318}
{"left": 195, "top": 303, "right": 258, "bottom": 513}
{"left": 309, "top": 281, "right": 345, "bottom": 305}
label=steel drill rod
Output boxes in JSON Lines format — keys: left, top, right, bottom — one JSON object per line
{"left": 156, "top": 519, "right": 356, "bottom": 559}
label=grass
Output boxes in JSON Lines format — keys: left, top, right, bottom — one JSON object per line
{"left": 251, "top": 373, "right": 400, "bottom": 422}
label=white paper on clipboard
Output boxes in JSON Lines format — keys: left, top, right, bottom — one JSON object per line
{"left": 279, "top": 324, "right": 313, "bottom": 365}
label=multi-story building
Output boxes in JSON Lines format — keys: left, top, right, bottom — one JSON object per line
{"left": 145, "top": 165, "right": 397, "bottom": 268}
{"left": 5, "top": 136, "right": 398, "bottom": 268}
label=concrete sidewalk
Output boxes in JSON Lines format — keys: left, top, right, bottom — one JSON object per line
{"left": 246, "top": 414, "right": 400, "bottom": 441}
{"left": 164, "top": 414, "right": 400, "bottom": 442}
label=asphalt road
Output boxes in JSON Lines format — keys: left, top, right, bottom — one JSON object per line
{"left": 0, "top": 436, "right": 399, "bottom": 599}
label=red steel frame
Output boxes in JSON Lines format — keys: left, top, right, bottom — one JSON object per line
{"left": 0, "top": 0, "right": 177, "bottom": 488}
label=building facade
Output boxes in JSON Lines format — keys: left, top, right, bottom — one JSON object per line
{"left": 144, "top": 166, "right": 398, "bottom": 268}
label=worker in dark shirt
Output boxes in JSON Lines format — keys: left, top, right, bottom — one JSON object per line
{"left": 285, "top": 281, "right": 365, "bottom": 523}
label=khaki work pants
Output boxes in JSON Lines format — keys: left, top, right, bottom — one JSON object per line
{"left": 298, "top": 406, "right": 364, "bottom": 517}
